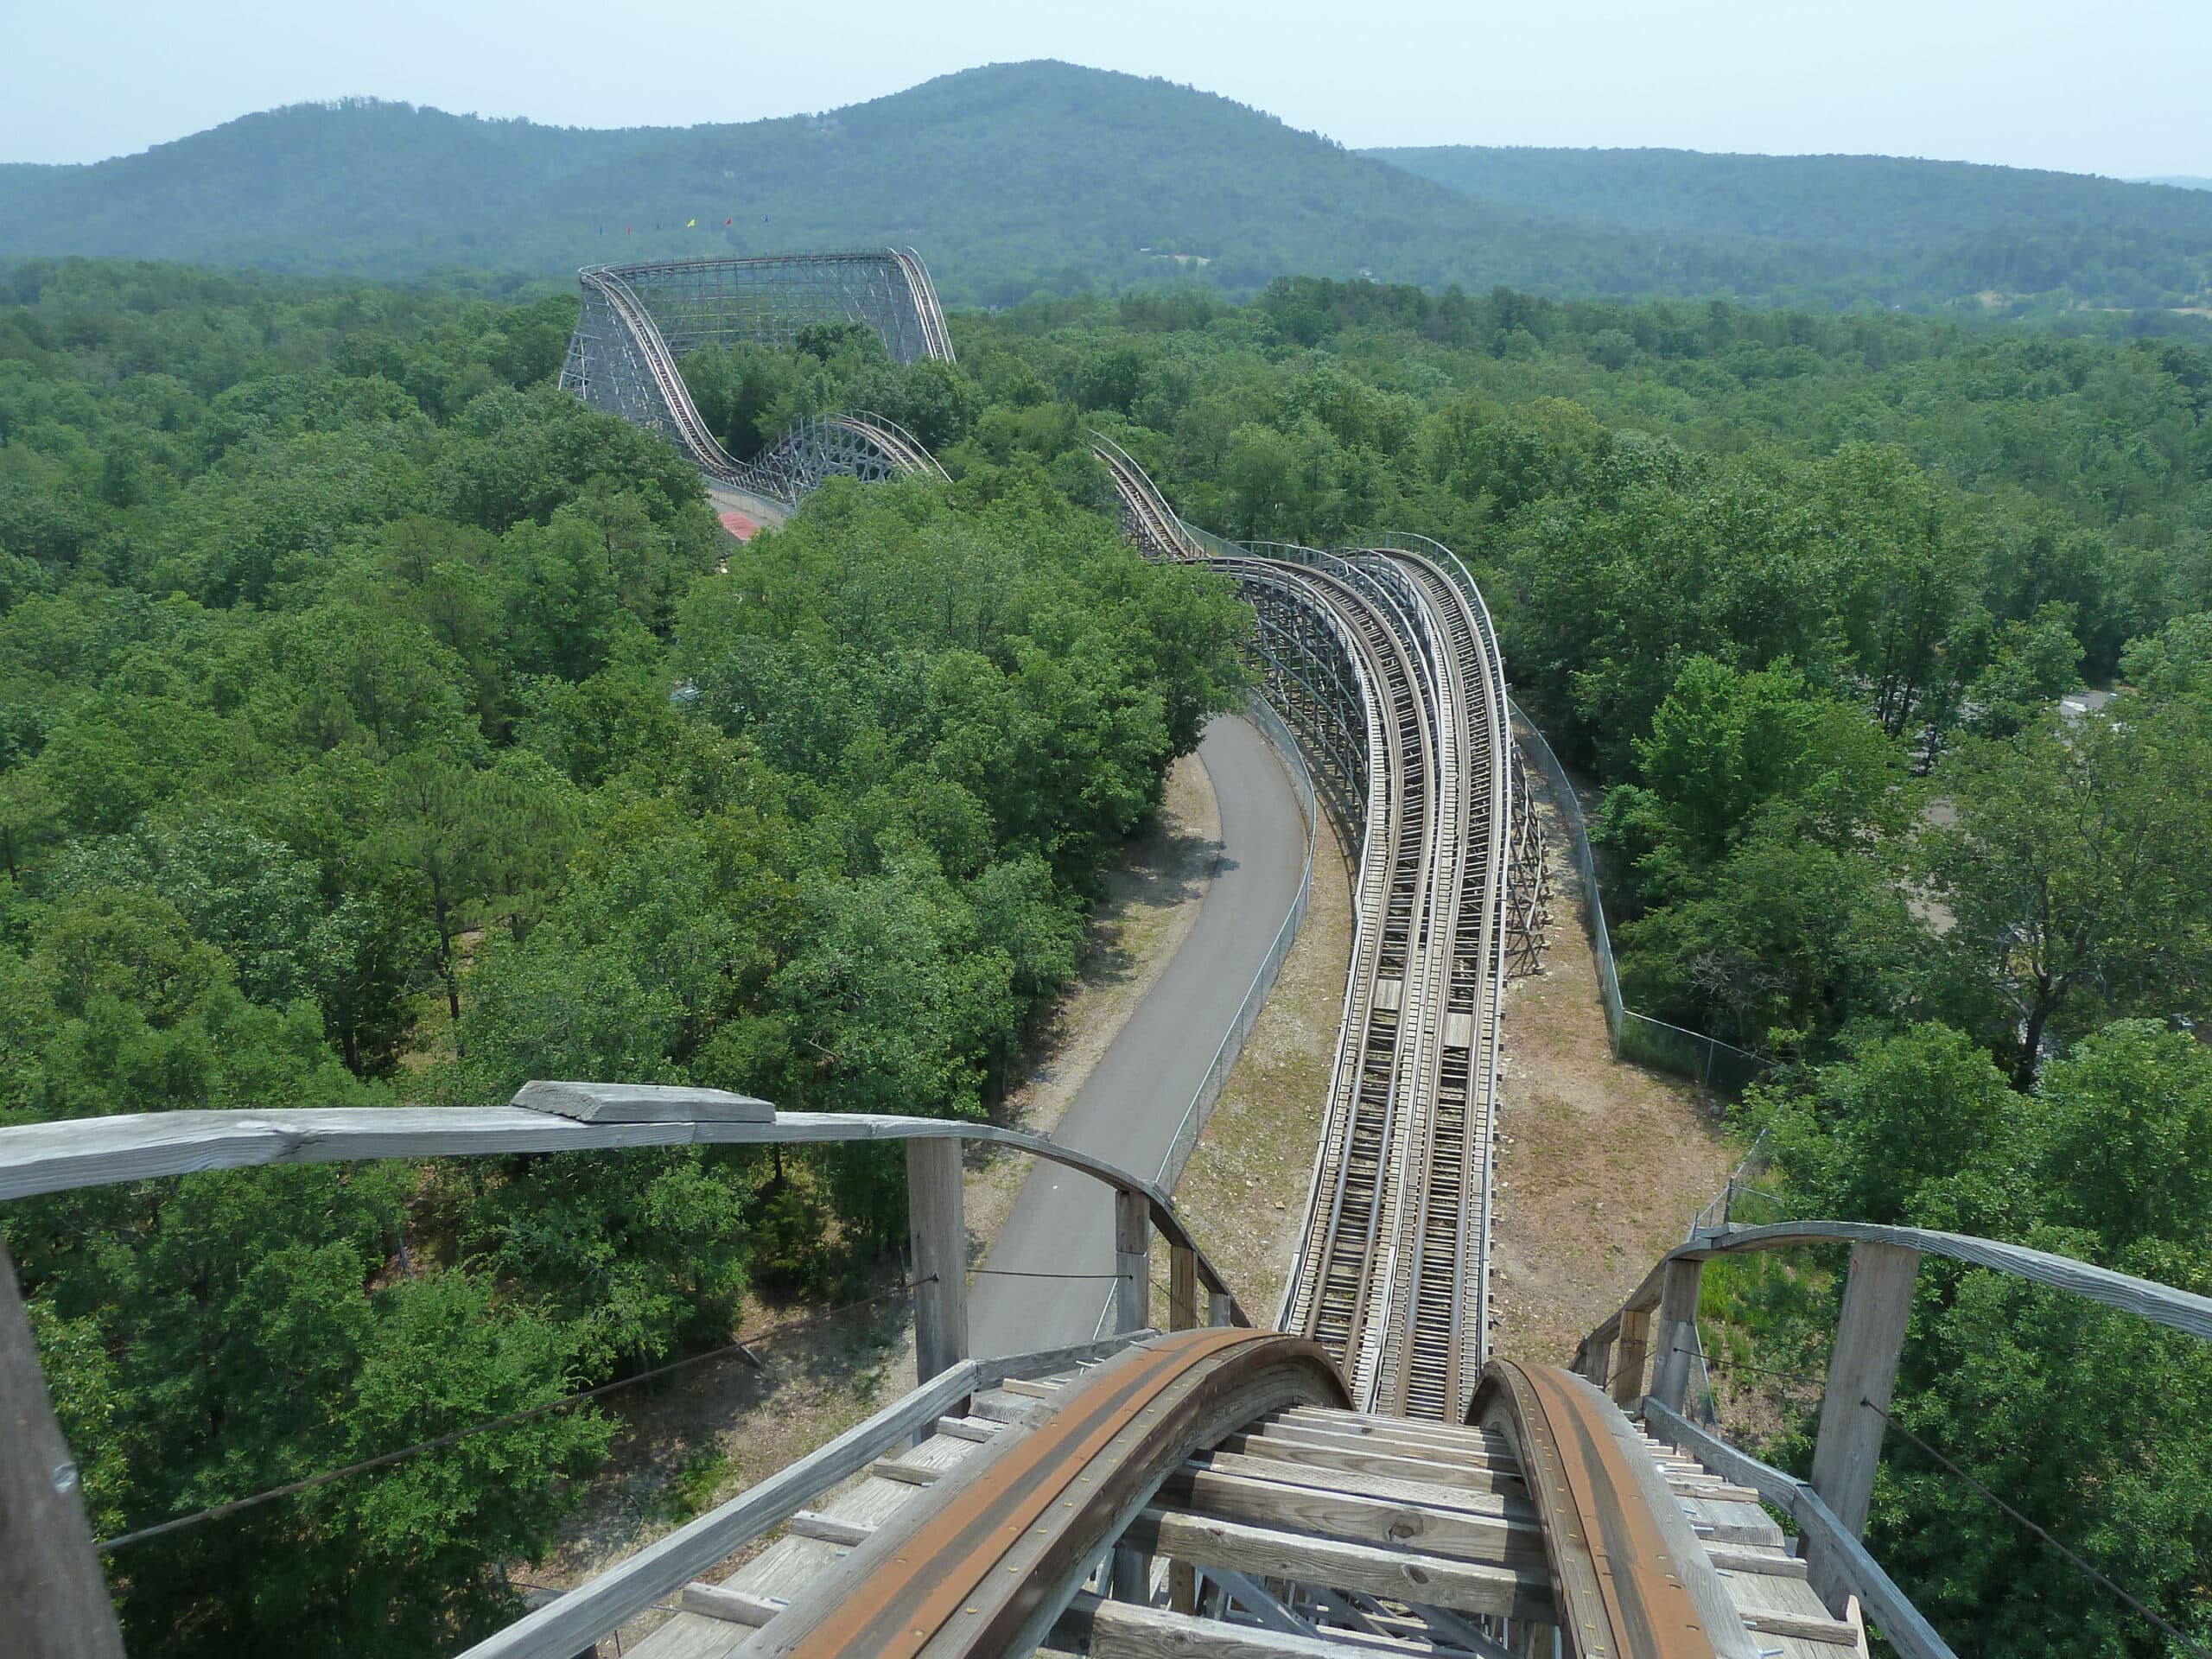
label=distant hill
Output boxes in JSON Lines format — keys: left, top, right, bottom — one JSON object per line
{"left": 1374, "top": 145, "right": 2212, "bottom": 314}
{"left": 0, "top": 67, "right": 1617, "bottom": 306}
{"left": 2, "top": 63, "right": 2209, "bottom": 319}
{"left": 2138, "top": 175, "right": 2212, "bottom": 191}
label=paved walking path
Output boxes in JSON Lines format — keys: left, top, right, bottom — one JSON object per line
{"left": 967, "top": 714, "right": 1307, "bottom": 1356}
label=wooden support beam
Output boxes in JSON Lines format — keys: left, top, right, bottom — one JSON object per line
{"left": 0, "top": 1236, "right": 126, "bottom": 1659}
{"left": 679, "top": 1582, "right": 783, "bottom": 1625}
{"left": 1207, "top": 1288, "right": 1235, "bottom": 1329}
{"left": 1170, "top": 1243, "right": 1199, "bottom": 1332}
{"left": 1114, "top": 1186, "right": 1151, "bottom": 1336}
{"left": 1214, "top": 1431, "right": 1524, "bottom": 1496}
{"left": 1124, "top": 1508, "right": 1553, "bottom": 1619}
{"left": 1647, "top": 1255, "right": 1704, "bottom": 1414}
{"left": 1064, "top": 1594, "right": 1398, "bottom": 1659}
{"left": 1202, "top": 1449, "right": 1533, "bottom": 1522}
{"left": 785, "top": 1510, "right": 873, "bottom": 1547}
{"left": 1807, "top": 1242, "right": 1919, "bottom": 1613}
{"left": 1609, "top": 1306, "right": 1651, "bottom": 1408}
{"left": 1581, "top": 1334, "right": 1612, "bottom": 1388}
{"left": 906, "top": 1135, "right": 968, "bottom": 1384}
{"left": 1157, "top": 1467, "right": 1541, "bottom": 1565}
{"left": 1167, "top": 1557, "right": 1198, "bottom": 1616}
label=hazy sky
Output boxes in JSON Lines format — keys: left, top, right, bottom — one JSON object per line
{"left": 4, "top": 0, "right": 2205, "bottom": 176}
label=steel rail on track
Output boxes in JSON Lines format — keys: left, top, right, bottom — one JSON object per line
{"left": 759, "top": 1330, "right": 1351, "bottom": 1659}
{"left": 1088, "top": 434, "right": 1518, "bottom": 1422}
{"left": 1473, "top": 1362, "right": 1756, "bottom": 1659}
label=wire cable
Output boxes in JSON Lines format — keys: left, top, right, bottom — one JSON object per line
{"left": 1865, "top": 1397, "right": 2212, "bottom": 1659}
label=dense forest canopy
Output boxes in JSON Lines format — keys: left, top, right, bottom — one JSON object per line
{"left": 1, "top": 255, "right": 2208, "bottom": 1655}
{"left": 3, "top": 63, "right": 2211, "bottom": 324}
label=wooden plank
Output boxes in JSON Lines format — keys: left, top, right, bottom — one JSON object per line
{"left": 1000, "top": 1376, "right": 1061, "bottom": 1400}
{"left": 0, "top": 1236, "right": 126, "bottom": 1659}
{"left": 1115, "top": 1187, "right": 1151, "bottom": 1337}
{"left": 1264, "top": 1410, "right": 1515, "bottom": 1465}
{"left": 905, "top": 1136, "right": 968, "bottom": 1385}
{"left": 1643, "top": 1401, "right": 1955, "bottom": 1659}
{"left": 1125, "top": 1507, "right": 1553, "bottom": 1619}
{"left": 869, "top": 1457, "right": 941, "bottom": 1486}
{"left": 1709, "top": 1545, "right": 1810, "bottom": 1579}
{"left": 1252, "top": 1421, "right": 1516, "bottom": 1473}
{"left": 454, "top": 1359, "right": 981, "bottom": 1659}
{"left": 1610, "top": 1306, "right": 1651, "bottom": 1408}
{"left": 1806, "top": 1243, "right": 1918, "bottom": 1612}
{"left": 931, "top": 1415, "right": 999, "bottom": 1443}
{"left": 1200, "top": 1449, "right": 1535, "bottom": 1522}
{"left": 679, "top": 1583, "right": 782, "bottom": 1625}
{"left": 1274, "top": 1406, "right": 1511, "bottom": 1457}
{"left": 1064, "top": 1594, "right": 1407, "bottom": 1659}
{"left": 1158, "top": 1467, "right": 1542, "bottom": 1565}
{"left": 1170, "top": 1244, "right": 1199, "bottom": 1332}
{"left": 1214, "top": 1431, "right": 1523, "bottom": 1495}
{"left": 1745, "top": 1611, "right": 1864, "bottom": 1648}
{"left": 785, "top": 1510, "right": 872, "bottom": 1547}
{"left": 1648, "top": 1255, "right": 1704, "bottom": 1415}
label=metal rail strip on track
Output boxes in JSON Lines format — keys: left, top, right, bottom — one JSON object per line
{"left": 755, "top": 1330, "right": 1351, "bottom": 1659}
{"left": 1087, "top": 435, "right": 1519, "bottom": 1422}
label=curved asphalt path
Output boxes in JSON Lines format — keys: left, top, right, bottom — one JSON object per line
{"left": 967, "top": 713, "right": 1308, "bottom": 1357}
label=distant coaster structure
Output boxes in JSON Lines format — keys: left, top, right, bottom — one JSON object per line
{"left": 557, "top": 249, "right": 954, "bottom": 507}
{"left": 556, "top": 251, "right": 1550, "bottom": 1419}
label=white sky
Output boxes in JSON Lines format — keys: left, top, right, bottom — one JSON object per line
{"left": 3, "top": 0, "right": 2205, "bottom": 177}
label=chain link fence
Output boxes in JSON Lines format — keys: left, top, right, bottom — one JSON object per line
{"left": 1154, "top": 696, "right": 1319, "bottom": 1191}
{"left": 1509, "top": 699, "right": 1770, "bottom": 1096}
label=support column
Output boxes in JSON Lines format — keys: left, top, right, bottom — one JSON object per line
{"left": 1806, "top": 1243, "right": 1920, "bottom": 1613}
{"left": 1608, "top": 1306, "right": 1652, "bottom": 1408}
{"left": 1647, "top": 1258, "right": 1705, "bottom": 1416}
{"left": 1169, "top": 1244, "right": 1199, "bottom": 1332}
{"left": 1207, "top": 1289, "right": 1235, "bottom": 1329}
{"left": 1114, "top": 1188, "right": 1151, "bottom": 1336}
{"left": 905, "top": 1137, "right": 968, "bottom": 1384}
{"left": 0, "top": 1236, "right": 125, "bottom": 1659}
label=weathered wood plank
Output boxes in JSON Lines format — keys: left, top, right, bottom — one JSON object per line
{"left": 905, "top": 1136, "right": 968, "bottom": 1384}
{"left": 1645, "top": 1401, "right": 1955, "bottom": 1659}
{"left": 869, "top": 1456, "right": 941, "bottom": 1486}
{"left": 1648, "top": 1255, "right": 1704, "bottom": 1415}
{"left": 1124, "top": 1507, "right": 1552, "bottom": 1619}
{"left": 1060, "top": 1594, "right": 1395, "bottom": 1659}
{"left": 785, "top": 1510, "right": 872, "bottom": 1547}
{"left": 1213, "top": 1430, "right": 1524, "bottom": 1495}
{"left": 678, "top": 1583, "right": 782, "bottom": 1625}
{"left": 1806, "top": 1243, "right": 1918, "bottom": 1611}
{"left": 1157, "top": 1467, "right": 1542, "bottom": 1565}
{"left": 1115, "top": 1188, "right": 1151, "bottom": 1337}
{"left": 1, "top": 1236, "right": 126, "bottom": 1659}
{"left": 1199, "top": 1449, "right": 1535, "bottom": 1522}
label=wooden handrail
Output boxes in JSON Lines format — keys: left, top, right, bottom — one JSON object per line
{"left": 0, "top": 1094, "right": 1253, "bottom": 1322}
{"left": 1576, "top": 1218, "right": 2212, "bottom": 1357}
{"left": 1577, "top": 1217, "right": 2211, "bottom": 1635}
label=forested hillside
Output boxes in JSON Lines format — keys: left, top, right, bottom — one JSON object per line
{"left": 3, "top": 62, "right": 2209, "bottom": 322}
{"left": 1376, "top": 144, "right": 2212, "bottom": 315}
{"left": 0, "top": 260, "right": 1248, "bottom": 1655}
{"left": 3, "top": 257, "right": 2209, "bottom": 1653}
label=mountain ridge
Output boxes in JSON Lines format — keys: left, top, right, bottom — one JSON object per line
{"left": 2, "top": 62, "right": 2208, "bottom": 319}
